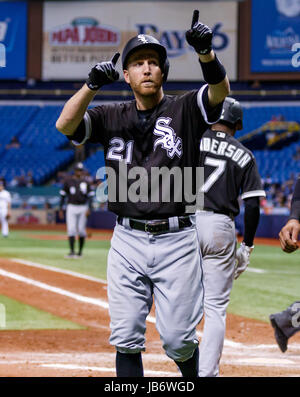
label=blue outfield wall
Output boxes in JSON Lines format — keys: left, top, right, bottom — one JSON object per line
{"left": 235, "top": 213, "right": 289, "bottom": 239}
{"left": 86, "top": 210, "right": 289, "bottom": 239}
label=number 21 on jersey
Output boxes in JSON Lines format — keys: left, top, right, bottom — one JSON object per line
{"left": 106, "top": 138, "right": 134, "bottom": 164}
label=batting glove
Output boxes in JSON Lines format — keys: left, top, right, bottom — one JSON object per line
{"left": 185, "top": 10, "right": 213, "bottom": 55}
{"left": 234, "top": 242, "right": 254, "bottom": 280}
{"left": 86, "top": 52, "right": 120, "bottom": 90}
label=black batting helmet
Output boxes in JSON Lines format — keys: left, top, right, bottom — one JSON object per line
{"left": 219, "top": 97, "right": 243, "bottom": 130}
{"left": 122, "top": 34, "right": 169, "bottom": 82}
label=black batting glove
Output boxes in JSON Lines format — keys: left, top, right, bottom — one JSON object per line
{"left": 185, "top": 10, "right": 213, "bottom": 55}
{"left": 86, "top": 53, "right": 120, "bottom": 90}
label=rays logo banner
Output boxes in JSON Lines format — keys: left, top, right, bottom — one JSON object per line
{"left": 0, "top": 2, "right": 27, "bottom": 79}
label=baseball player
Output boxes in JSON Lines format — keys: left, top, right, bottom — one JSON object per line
{"left": 269, "top": 176, "right": 300, "bottom": 352}
{"left": 196, "top": 97, "right": 266, "bottom": 377}
{"left": 56, "top": 10, "right": 230, "bottom": 377}
{"left": 59, "top": 162, "right": 95, "bottom": 258}
{"left": 0, "top": 179, "right": 11, "bottom": 238}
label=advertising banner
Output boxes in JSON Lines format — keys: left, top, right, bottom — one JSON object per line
{"left": 42, "top": 1, "right": 237, "bottom": 81}
{"left": 10, "top": 209, "right": 56, "bottom": 225}
{"left": 251, "top": 0, "right": 300, "bottom": 72}
{"left": 0, "top": 1, "right": 27, "bottom": 79}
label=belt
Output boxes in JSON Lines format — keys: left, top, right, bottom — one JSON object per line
{"left": 117, "top": 216, "right": 192, "bottom": 235}
{"left": 202, "top": 207, "right": 234, "bottom": 219}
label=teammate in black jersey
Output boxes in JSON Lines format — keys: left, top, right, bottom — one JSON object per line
{"left": 196, "top": 97, "right": 265, "bottom": 376}
{"left": 56, "top": 10, "right": 230, "bottom": 377}
{"left": 269, "top": 177, "right": 300, "bottom": 353}
{"left": 59, "top": 162, "right": 94, "bottom": 258}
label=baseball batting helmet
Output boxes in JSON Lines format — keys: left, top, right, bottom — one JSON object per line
{"left": 122, "top": 34, "right": 170, "bottom": 82}
{"left": 219, "top": 97, "right": 243, "bottom": 130}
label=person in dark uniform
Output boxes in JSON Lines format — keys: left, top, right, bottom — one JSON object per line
{"left": 269, "top": 177, "right": 300, "bottom": 352}
{"left": 56, "top": 10, "right": 230, "bottom": 377}
{"left": 196, "top": 97, "right": 266, "bottom": 376}
{"left": 59, "top": 162, "right": 95, "bottom": 258}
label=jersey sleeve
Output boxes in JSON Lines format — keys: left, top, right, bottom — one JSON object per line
{"left": 69, "top": 106, "right": 107, "bottom": 146}
{"left": 87, "top": 182, "right": 95, "bottom": 198}
{"left": 196, "top": 84, "right": 224, "bottom": 125}
{"left": 240, "top": 157, "right": 266, "bottom": 199}
{"left": 59, "top": 181, "right": 68, "bottom": 197}
{"left": 289, "top": 177, "right": 300, "bottom": 220}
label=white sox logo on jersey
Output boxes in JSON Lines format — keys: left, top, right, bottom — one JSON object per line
{"left": 153, "top": 117, "right": 182, "bottom": 159}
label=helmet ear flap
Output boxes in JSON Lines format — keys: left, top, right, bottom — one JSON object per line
{"left": 163, "top": 58, "right": 170, "bottom": 82}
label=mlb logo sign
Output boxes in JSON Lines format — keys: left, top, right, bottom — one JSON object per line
{"left": 0, "top": 43, "right": 6, "bottom": 67}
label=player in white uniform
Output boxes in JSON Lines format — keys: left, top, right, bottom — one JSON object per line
{"left": 0, "top": 179, "right": 11, "bottom": 237}
{"left": 196, "top": 98, "right": 265, "bottom": 376}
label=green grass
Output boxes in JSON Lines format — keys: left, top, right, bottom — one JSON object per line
{"left": 0, "top": 295, "right": 84, "bottom": 330}
{"left": 0, "top": 230, "right": 110, "bottom": 279}
{"left": 1, "top": 230, "right": 299, "bottom": 326}
{"left": 228, "top": 244, "right": 300, "bottom": 322}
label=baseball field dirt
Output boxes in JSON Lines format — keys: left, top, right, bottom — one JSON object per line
{"left": 0, "top": 251, "right": 299, "bottom": 377}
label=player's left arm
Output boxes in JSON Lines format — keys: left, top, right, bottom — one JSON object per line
{"left": 186, "top": 10, "right": 230, "bottom": 108}
{"left": 235, "top": 159, "right": 266, "bottom": 279}
{"left": 86, "top": 184, "right": 95, "bottom": 216}
{"left": 6, "top": 193, "right": 11, "bottom": 220}
{"left": 234, "top": 196, "right": 261, "bottom": 280}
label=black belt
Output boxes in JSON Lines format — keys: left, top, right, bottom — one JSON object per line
{"left": 203, "top": 207, "right": 234, "bottom": 219}
{"left": 117, "top": 216, "right": 192, "bottom": 234}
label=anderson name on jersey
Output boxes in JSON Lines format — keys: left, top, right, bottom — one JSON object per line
{"left": 199, "top": 129, "right": 265, "bottom": 216}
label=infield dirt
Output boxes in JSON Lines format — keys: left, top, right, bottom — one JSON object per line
{"left": 0, "top": 254, "right": 299, "bottom": 377}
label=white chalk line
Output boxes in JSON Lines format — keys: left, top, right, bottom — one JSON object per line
{"left": 11, "top": 258, "right": 107, "bottom": 284}
{"left": 246, "top": 267, "right": 266, "bottom": 274}
{"left": 1, "top": 258, "right": 300, "bottom": 371}
{"left": 0, "top": 266, "right": 156, "bottom": 324}
{"left": 39, "top": 363, "right": 178, "bottom": 376}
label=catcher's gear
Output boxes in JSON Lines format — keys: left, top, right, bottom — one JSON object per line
{"left": 122, "top": 34, "right": 170, "bottom": 82}
{"left": 234, "top": 242, "right": 254, "bottom": 279}
{"left": 185, "top": 10, "right": 213, "bottom": 55}
{"left": 86, "top": 53, "right": 120, "bottom": 91}
{"left": 219, "top": 97, "right": 243, "bottom": 130}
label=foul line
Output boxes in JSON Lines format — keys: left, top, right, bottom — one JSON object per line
{"left": 40, "top": 363, "right": 178, "bottom": 376}
{"left": 246, "top": 267, "right": 267, "bottom": 274}
{"left": 11, "top": 258, "right": 107, "bottom": 284}
{"left": 0, "top": 267, "right": 156, "bottom": 324}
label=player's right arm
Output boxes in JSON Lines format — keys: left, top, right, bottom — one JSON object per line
{"left": 56, "top": 53, "right": 120, "bottom": 136}
{"left": 279, "top": 177, "right": 300, "bottom": 253}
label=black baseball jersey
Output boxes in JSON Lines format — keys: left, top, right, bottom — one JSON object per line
{"left": 70, "top": 85, "right": 223, "bottom": 219}
{"left": 60, "top": 177, "right": 94, "bottom": 205}
{"left": 198, "top": 128, "right": 265, "bottom": 216}
{"left": 289, "top": 177, "right": 300, "bottom": 220}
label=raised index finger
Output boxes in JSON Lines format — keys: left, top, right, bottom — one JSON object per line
{"left": 191, "top": 9, "right": 199, "bottom": 28}
{"left": 111, "top": 52, "right": 120, "bottom": 66}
